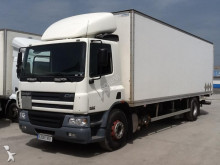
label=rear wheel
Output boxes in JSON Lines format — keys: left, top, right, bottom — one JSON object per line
{"left": 185, "top": 98, "right": 200, "bottom": 121}
{"left": 100, "top": 109, "right": 128, "bottom": 151}
{"left": 7, "top": 102, "right": 18, "bottom": 122}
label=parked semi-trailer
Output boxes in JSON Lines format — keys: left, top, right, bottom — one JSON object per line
{"left": 0, "top": 29, "right": 40, "bottom": 120}
{"left": 17, "top": 10, "right": 213, "bottom": 151}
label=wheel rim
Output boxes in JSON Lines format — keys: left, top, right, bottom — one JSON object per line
{"left": 111, "top": 120, "right": 125, "bottom": 140}
{"left": 11, "top": 105, "right": 18, "bottom": 118}
{"left": 193, "top": 102, "right": 198, "bottom": 117}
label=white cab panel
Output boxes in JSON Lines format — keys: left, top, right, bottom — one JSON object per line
{"left": 114, "top": 13, "right": 131, "bottom": 101}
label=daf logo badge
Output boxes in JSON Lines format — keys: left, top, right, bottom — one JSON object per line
{"left": 21, "top": 92, "right": 31, "bottom": 96}
{"left": 27, "top": 78, "right": 37, "bottom": 81}
{"left": 54, "top": 78, "right": 67, "bottom": 82}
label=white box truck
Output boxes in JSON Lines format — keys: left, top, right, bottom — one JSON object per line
{"left": 0, "top": 29, "right": 41, "bottom": 120}
{"left": 17, "top": 10, "right": 213, "bottom": 151}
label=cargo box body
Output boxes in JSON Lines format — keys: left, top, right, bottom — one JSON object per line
{"left": 0, "top": 29, "right": 41, "bottom": 98}
{"left": 114, "top": 10, "right": 213, "bottom": 106}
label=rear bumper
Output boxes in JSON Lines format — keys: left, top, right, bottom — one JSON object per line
{"left": 19, "top": 110, "right": 105, "bottom": 144}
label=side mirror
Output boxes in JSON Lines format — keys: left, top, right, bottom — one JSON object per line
{"left": 16, "top": 52, "right": 23, "bottom": 79}
{"left": 98, "top": 48, "right": 109, "bottom": 67}
{"left": 89, "top": 48, "right": 109, "bottom": 84}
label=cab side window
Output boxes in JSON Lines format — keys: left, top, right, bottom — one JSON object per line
{"left": 90, "top": 43, "right": 112, "bottom": 77}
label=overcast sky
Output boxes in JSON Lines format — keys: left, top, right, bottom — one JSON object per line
{"left": 0, "top": 0, "right": 219, "bottom": 65}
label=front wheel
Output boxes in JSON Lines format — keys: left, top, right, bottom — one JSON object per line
{"left": 100, "top": 109, "right": 128, "bottom": 151}
{"left": 7, "top": 102, "right": 18, "bottom": 122}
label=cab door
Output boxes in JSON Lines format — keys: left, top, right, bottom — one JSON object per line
{"left": 87, "top": 40, "right": 119, "bottom": 113}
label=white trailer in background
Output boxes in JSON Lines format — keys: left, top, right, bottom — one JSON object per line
{"left": 0, "top": 29, "right": 41, "bottom": 120}
{"left": 17, "top": 10, "right": 213, "bottom": 150}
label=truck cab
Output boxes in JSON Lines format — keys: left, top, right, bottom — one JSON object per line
{"left": 18, "top": 13, "right": 126, "bottom": 149}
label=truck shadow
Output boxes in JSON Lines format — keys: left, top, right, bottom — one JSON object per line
{"left": 0, "top": 118, "right": 11, "bottom": 129}
{"left": 199, "top": 109, "right": 209, "bottom": 116}
{"left": 26, "top": 137, "right": 105, "bottom": 157}
{"left": 26, "top": 109, "right": 208, "bottom": 157}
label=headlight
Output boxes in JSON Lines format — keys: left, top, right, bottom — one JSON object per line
{"left": 19, "top": 112, "right": 26, "bottom": 120}
{"left": 68, "top": 117, "right": 88, "bottom": 126}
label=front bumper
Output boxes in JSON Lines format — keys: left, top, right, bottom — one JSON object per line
{"left": 19, "top": 110, "right": 105, "bottom": 144}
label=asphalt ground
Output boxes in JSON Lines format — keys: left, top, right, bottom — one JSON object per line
{"left": 0, "top": 94, "right": 220, "bottom": 165}
{"left": 214, "top": 88, "right": 220, "bottom": 94}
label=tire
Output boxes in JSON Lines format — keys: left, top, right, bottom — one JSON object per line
{"left": 0, "top": 101, "right": 6, "bottom": 118}
{"left": 7, "top": 102, "right": 19, "bottom": 122}
{"left": 0, "top": 110, "right": 4, "bottom": 119}
{"left": 185, "top": 98, "right": 200, "bottom": 121}
{"left": 100, "top": 109, "right": 128, "bottom": 151}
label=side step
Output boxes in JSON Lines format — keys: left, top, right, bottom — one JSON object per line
{"left": 151, "top": 109, "right": 190, "bottom": 122}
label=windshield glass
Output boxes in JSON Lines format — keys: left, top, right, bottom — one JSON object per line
{"left": 21, "top": 42, "right": 86, "bottom": 80}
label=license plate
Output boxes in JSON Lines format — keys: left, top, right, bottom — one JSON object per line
{"left": 37, "top": 133, "right": 53, "bottom": 142}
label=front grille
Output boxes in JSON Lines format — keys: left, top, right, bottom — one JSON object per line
{"left": 32, "top": 103, "right": 73, "bottom": 110}
{"left": 21, "top": 91, "right": 74, "bottom": 111}
{"left": 31, "top": 92, "right": 75, "bottom": 102}
{"left": 28, "top": 111, "right": 65, "bottom": 128}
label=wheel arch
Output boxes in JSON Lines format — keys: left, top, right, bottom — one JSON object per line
{"left": 101, "top": 101, "right": 132, "bottom": 133}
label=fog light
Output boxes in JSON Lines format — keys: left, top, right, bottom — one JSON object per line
{"left": 21, "top": 125, "right": 27, "bottom": 130}
{"left": 68, "top": 133, "right": 76, "bottom": 137}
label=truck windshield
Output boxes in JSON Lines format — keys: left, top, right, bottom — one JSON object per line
{"left": 21, "top": 42, "right": 86, "bottom": 81}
